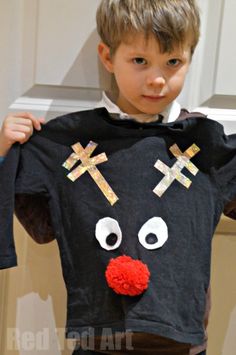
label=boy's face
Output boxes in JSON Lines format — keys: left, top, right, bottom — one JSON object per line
{"left": 98, "top": 33, "right": 191, "bottom": 115}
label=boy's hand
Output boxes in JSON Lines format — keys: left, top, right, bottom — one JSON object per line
{"left": 0, "top": 112, "right": 45, "bottom": 156}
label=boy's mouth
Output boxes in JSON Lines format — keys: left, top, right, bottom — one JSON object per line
{"left": 142, "top": 95, "right": 165, "bottom": 101}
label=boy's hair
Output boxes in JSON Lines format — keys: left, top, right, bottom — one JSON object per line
{"left": 96, "top": 0, "right": 200, "bottom": 55}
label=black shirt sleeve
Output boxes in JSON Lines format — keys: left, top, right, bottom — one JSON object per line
{"left": 0, "top": 135, "right": 57, "bottom": 270}
{"left": 0, "top": 145, "right": 19, "bottom": 269}
{"left": 214, "top": 130, "right": 236, "bottom": 220}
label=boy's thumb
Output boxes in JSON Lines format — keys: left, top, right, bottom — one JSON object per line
{"left": 39, "top": 117, "right": 46, "bottom": 123}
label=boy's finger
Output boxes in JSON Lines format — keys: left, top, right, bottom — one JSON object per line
{"left": 13, "top": 112, "right": 45, "bottom": 130}
{"left": 25, "top": 114, "right": 43, "bottom": 131}
{"left": 13, "top": 112, "right": 37, "bottom": 119}
{"left": 38, "top": 117, "right": 46, "bottom": 124}
{"left": 31, "top": 118, "right": 44, "bottom": 131}
{"left": 10, "top": 123, "right": 33, "bottom": 134}
{"left": 29, "top": 115, "right": 46, "bottom": 130}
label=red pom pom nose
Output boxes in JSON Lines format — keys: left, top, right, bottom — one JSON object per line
{"left": 105, "top": 255, "right": 150, "bottom": 296}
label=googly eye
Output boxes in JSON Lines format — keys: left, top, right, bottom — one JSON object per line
{"left": 138, "top": 217, "right": 168, "bottom": 250}
{"left": 95, "top": 217, "right": 122, "bottom": 251}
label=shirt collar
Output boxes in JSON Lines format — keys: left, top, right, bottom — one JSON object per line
{"left": 96, "top": 91, "right": 181, "bottom": 123}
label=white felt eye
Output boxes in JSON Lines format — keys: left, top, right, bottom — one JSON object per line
{"left": 138, "top": 217, "right": 168, "bottom": 250}
{"left": 95, "top": 217, "right": 122, "bottom": 251}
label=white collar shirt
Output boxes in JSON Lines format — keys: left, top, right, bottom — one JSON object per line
{"left": 96, "top": 91, "right": 181, "bottom": 123}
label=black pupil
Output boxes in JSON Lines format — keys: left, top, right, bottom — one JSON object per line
{"left": 146, "top": 233, "right": 158, "bottom": 244}
{"left": 106, "top": 233, "right": 118, "bottom": 246}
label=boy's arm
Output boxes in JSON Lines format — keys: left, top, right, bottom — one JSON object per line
{"left": 214, "top": 131, "right": 236, "bottom": 221}
{"left": 0, "top": 131, "right": 58, "bottom": 270}
{"left": 224, "top": 199, "right": 236, "bottom": 220}
{"left": 0, "top": 112, "right": 55, "bottom": 244}
{"left": 14, "top": 194, "right": 55, "bottom": 245}
{"left": 0, "top": 150, "right": 55, "bottom": 245}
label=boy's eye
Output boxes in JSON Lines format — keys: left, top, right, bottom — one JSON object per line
{"left": 133, "top": 57, "right": 147, "bottom": 65}
{"left": 167, "top": 58, "right": 181, "bottom": 67}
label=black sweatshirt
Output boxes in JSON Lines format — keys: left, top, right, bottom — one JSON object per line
{"left": 0, "top": 107, "right": 236, "bottom": 346}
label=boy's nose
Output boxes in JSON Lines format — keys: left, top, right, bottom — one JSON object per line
{"left": 146, "top": 71, "right": 166, "bottom": 88}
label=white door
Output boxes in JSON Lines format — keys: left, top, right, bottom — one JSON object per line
{"left": 0, "top": 1, "right": 103, "bottom": 354}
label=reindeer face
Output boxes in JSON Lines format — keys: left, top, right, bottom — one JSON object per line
{"left": 95, "top": 216, "right": 168, "bottom": 295}
{"left": 62, "top": 136, "right": 203, "bottom": 299}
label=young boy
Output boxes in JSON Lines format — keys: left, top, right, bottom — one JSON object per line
{"left": 0, "top": 1, "right": 235, "bottom": 354}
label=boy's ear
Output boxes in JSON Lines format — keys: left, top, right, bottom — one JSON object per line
{"left": 97, "top": 42, "right": 114, "bottom": 73}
